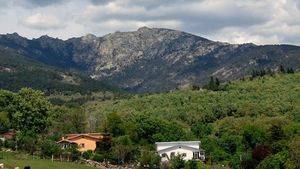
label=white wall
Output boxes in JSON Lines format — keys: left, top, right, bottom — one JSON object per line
{"left": 158, "top": 147, "right": 194, "bottom": 161}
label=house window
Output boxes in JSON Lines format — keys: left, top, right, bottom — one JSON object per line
{"left": 79, "top": 143, "right": 85, "bottom": 148}
{"left": 162, "top": 153, "right": 167, "bottom": 157}
{"left": 193, "top": 152, "right": 199, "bottom": 159}
{"left": 170, "top": 152, "right": 175, "bottom": 158}
{"left": 182, "top": 153, "right": 186, "bottom": 157}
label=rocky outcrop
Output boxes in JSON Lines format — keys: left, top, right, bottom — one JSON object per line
{"left": 0, "top": 28, "right": 299, "bottom": 93}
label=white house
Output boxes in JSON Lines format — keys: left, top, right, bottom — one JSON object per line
{"left": 155, "top": 141, "right": 205, "bottom": 161}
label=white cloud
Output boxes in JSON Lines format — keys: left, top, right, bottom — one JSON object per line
{"left": 0, "top": 0, "right": 299, "bottom": 45}
{"left": 22, "top": 13, "right": 64, "bottom": 30}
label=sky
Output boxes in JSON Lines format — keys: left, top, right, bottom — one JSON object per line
{"left": 0, "top": 0, "right": 299, "bottom": 45}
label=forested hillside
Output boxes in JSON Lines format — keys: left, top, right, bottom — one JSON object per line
{"left": 0, "top": 46, "right": 119, "bottom": 95}
{"left": 83, "top": 73, "right": 300, "bottom": 168}
{"left": 0, "top": 73, "right": 299, "bottom": 169}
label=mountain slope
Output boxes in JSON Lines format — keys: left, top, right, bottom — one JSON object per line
{"left": 0, "top": 46, "right": 117, "bottom": 94}
{"left": 85, "top": 73, "right": 300, "bottom": 124}
{"left": 0, "top": 27, "right": 299, "bottom": 93}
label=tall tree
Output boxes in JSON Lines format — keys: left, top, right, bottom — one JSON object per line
{"left": 8, "top": 88, "right": 51, "bottom": 135}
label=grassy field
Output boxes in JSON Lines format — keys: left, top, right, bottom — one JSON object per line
{"left": 0, "top": 152, "right": 94, "bottom": 169}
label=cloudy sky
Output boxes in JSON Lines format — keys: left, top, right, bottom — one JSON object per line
{"left": 0, "top": 0, "right": 299, "bottom": 45}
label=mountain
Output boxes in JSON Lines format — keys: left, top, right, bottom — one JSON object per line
{"left": 0, "top": 27, "right": 299, "bottom": 93}
{"left": 0, "top": 46, "right": 118, "bottom": 94}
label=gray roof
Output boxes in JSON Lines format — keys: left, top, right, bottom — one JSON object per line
{"left": 157, "top": 145, "right": 200, "bottom": 154}
{"left": 155, "top": 141, "right": 200, "bottom": 146}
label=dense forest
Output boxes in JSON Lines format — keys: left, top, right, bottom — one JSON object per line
{"left": 84, "top": 72, "right": 300, "bottom": 168}
{"left": 0, "top": 73, "right": 299, "bottom": 169}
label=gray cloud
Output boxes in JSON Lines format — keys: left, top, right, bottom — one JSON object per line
{"left": 0, "top": 0, "right": 299, "bottom": 45}
{"left": 89, "top": 0, "right": 110, "bottom": 5}
{"left": 11, "top": 0, "right": 68, "bottom": 8}
{"left": 26, "top": 0, "right": 63, "bottom": 6}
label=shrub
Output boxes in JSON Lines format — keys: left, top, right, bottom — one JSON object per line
{"left": 185, "top": 159, "right": 198, "bottom": 169}
{"left": 82, "top": 150, "right": 94, "bottom": 160}
{"left": 138, "top": 149, "right": 160, "bottom": 169}
{"left": 40, "top": 139, "right": 61, "bottom": 158}
{"left": 64, "top": 145, "right": 80, "bottom": 161}
{"left": 93, "top": 153, "right": 105, "bottom": 162}
{"left": 169, "top": 154, "right": 185, "bottom": 169}
{"left": 112, "top": 135, "right": 135, "bottom": 164}
{"left": 256, "top": 151, "right": 290, "bottom": 169}
{"left": 3, "top": 139, "right": 15, "bottom": 149}
{"left": 252, "top": 145, "right": 272, "bottom": 162}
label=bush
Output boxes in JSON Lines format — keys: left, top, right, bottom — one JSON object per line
{"left": 93, "top": 153, "right": 105, "bottom": 162}
{"left": 138, "top": 149, "right": 161, "bottom": 169}
{"left": 112, "top": 135, "right": 135, "bottom": 164}
{"left": 169, "top": 154, "right": 185, "bottom": 169}
{"left": 3, "top": 139, "right": 15, "bottom": 149}
{"left": 64, "top": 145, "right": 80, "bottom": 161}
{"left": 40, "top": 139, "right": 61, "bottom": 158}
{"left": 82, "top": 150, "right": 94, "bottom": 160}
{"left": 185, "top": 159, "right": 198, "bottom": 169}
{"left": 252, "top": 145, "right": 271, "bottom": 162}
{"left": 256, "top": 151, "right": 290, "bottom": 169}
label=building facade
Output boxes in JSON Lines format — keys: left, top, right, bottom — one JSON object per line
{"left": 156, "top": 141, "right": 205, "bottom": 161}
{"left": 57, "top": 133, "right": 109, "bottom": 152}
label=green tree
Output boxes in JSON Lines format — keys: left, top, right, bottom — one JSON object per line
{"left": 279, "top": 65, "right": 285, "bottom": 73}
{"left": 289, "top": 138, "right": 300, "bottom": 169}
{"left": 185, "top": 159, "right": 198, "bottom": 169}
{"left": 96, "top": 133, "right": 112, "bottom": 165}
{"left": 107, "top": 112, "right": 125, "bottom": 136}
{"left": 8, "top": 88, "right": 51, "bottom": 135}
{"left": 256, "top": 151, "right": 290, "bottom": 169}
{"left": 138, "top": 148, "right": 161, "bottom": 169}
{"left": 169, "top": 154, "right": 185, "bottom": 169}
{"left": 286, "top": 68, "right": 294, "bottom": 74}
{"left": 242, "top": 125, "right": 267, "bottom": 149}
{"left": 40, "top": 139, "right": 61, "bottom": 158}
{"left": 112, "top": 135, "right": 135, "bottom": 164}
{"left": 191, "top": 123, "right": 212, "bottom": 138}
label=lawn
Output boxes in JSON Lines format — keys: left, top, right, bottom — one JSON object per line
{"left": 0, "top": 151, "right": 94, "bottom": 169}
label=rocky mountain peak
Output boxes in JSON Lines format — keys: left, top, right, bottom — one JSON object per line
{"left": 81, "top": 33, "right": 98, "bottom": 42}
{"left": 137, "top": 26, "right": 152, "bottom": 32}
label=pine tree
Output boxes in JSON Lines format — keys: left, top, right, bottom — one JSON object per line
{"left": 215, "top": 78, "right": 220, "bottom": 86}
{"left": 279, "top": 65, "right": 285, "bottom": 73}
{"left": 286, "top": 68, "right": 294, "bottom": 74}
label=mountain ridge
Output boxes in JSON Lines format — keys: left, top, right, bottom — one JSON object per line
{"left": 0, "top": 46, "right": 119, "bottom": 94}
{"left": 0, "top": 27, "right": 299, "bottom": 93}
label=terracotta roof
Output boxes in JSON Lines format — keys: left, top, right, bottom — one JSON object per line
{"left": 67, "top": 134, "right": 101, "bottom": 141}
{"left": 57, "top": 139, "right": 77, "bottom": 144}
{"left": 59, "top": 133, "right": 107, "bottom": 142}
{"left": 0, "top": 129, "right": 15, "bottom": 139}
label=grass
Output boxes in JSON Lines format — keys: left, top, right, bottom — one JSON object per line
{"left": 0, "top": 151, "right": 94, "bottom": 169}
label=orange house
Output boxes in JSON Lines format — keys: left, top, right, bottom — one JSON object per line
{"left": 57, "top": 133, "right": 109, "bottom": 152}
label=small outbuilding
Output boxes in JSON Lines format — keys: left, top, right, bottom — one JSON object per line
{"left": 155, "top": 141, "right": 205, "bottom": 161}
